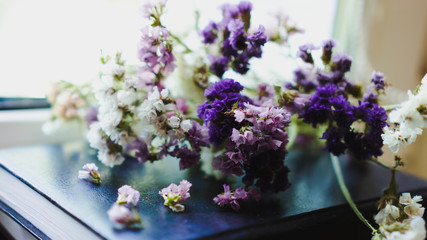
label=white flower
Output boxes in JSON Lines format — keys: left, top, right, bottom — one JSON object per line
{"left": 116, "top": 89, "right": 136, "bottom": 107}
{"left": 97, "top": 148, "right": 125, "bottom": 168}
{"left": 87, "top": 123, "right": 104, "bottom": 149}
{"left": 380, "top": 217, "right": 426, "bottom": 240}
{"left": 399, "top": 193, "right": 425, "bottom": 217}
{"left": 107, "top": 204, "right": 142, "bottom": 228}
{"left": 167, "top": 116, "right": 181, "bottom": 128}
{"left": 78, "top": 163, "right": 101, "bottom": 184}
{"left": 180, "top": 119, "right": 192, "bottom": 132}
{"left": 375, "top": 204, "right": 400, "bottom": 225}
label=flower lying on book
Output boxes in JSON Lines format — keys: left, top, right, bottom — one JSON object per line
{"left": 107, "top": 204, "right": 143, "bottom": 230}
{"left": 117, "top": 185, "right": 140, "bottom": 206}
{"left": 159, "top": 180, "right": 192, "bottom": 212}
{"left": 108, "top": 185, "right": 143, "bottom": 230}
{"left": 78, "top": 163, "right": 101, "bottom": 184}
{"left": 372, "top": 193, "right": 426, "bottom": 240}
{"left": 213, "top": 184, "right": 260, "bottom": 211}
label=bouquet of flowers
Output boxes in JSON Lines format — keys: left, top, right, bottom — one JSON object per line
{"left": 45, "top": 1, "right": 427, "bottom": 239}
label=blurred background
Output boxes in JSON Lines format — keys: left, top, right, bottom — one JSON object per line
{"left": 0, "top": 0, "right": 427, "bottom": 178}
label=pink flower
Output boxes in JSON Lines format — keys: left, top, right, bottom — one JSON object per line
{"left": 107, "top": 204, "right": 142, "bottom": 229}
{"left": 117, "top": 185, "right": 140, "bottom": 207}
{"left": 213, "top": 184, "right": 260, "bottom": 211}
{"left": 159, "top": 180, "right": 192, "bottom": 212}
{"left": 78, "top": 163, "right": 101, "bottom": 184}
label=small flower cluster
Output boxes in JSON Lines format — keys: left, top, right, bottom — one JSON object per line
{"left": 138, "top": 0, "right": 175, "bottom": 89}
{"left": 78, "top": 163, "right": 101, "bottom": 184}
{"left": 285, "top": 40, "right": 388, "bottom": 160}
{"left": 87, "top": 54, "right": 136, "bottom": 167}
{"left": 201, "top": 1, "right": 267, "bottom": 77}
{"left": 213, "top": 184, "right": 260, "bottom": 211}
{"left": 159, "top": 180, "right": 192, "bottom": 212}
{"left": 372, "top": 193, "right": 426, "bottom": 240}
{"left": 197, "top": 79, "right": 251, "bottom": 146}
{"left": 382, "top": 74, "right": 427, "bottom": 153}
{"left": 213, "top": 103, "right": 291, "bottom": 193}
{"left": 107, "top": 185, "right": 143, "bottom": 230}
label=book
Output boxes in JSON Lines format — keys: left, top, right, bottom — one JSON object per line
{"left": 1, "top": 141, "right": 427, "bottom": 239}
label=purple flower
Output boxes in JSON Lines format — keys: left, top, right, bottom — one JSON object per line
{"left": 294, "top": 68, "right": 317, "bottom": 92}
{"left": 208, "top": 55, "right": 230, "bottom": 78}
{"left": 117, "top": 185, "right": 140, "bottom": 207}
{"left": 297, "top": 43, "right": 318, "bottom": 64}
{"left": 248, "top": 25, "right": 267, "bottom": 47}
{"left": 301, "top": 84, "right": 337, "bottom": 126}
{"left": 85, "top": 107, "right": 98, "bottom": 128}
{"left": 332, "top": 53, "right": 352, "bottom": 73}
{"left": 201, "top": 21, "right": 218, "bottom": 44}
{"left": 371, "top": 71, "right": 385, "bottom": 91}
{"left": 213, "top": 184, "right": 248, "bottom": 211}
{"left": 228, "top": 19, "right": 247, "bottom": 50}
{"left": 321, "top": 39, "right": 337, "bottom": 64}
{"left": 127, "top": 139, "right": 150, "bottom": 163}
{"left": 186, "top": 121, "right": 210, "bottom": 151}
{"left": 237, "top": 1, "right": 252, "bottom": 14}
{"left": 198, "top": 79, "right": 249, "bottom": 146}
{"left": 159, "top": 180, "right": 192, "bottom": 212}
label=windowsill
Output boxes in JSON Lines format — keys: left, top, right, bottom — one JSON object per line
{"left": 0, "top": 109, "right": 84, "bottom": 148}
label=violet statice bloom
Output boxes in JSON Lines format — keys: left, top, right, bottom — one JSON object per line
{"left": 253, "top": 83, "right": 275, "bottom": 106}
{"left": 159, "top": 180, "right": 192, "bottom": 212}
{"left": 321, "top": 39, "right": 337, "bottom": 64}
{"left": 371, "top": 71, "right": 386, "bottom": 91}
{"left": 137, "top": 26, "right": 176, "bottom": 87}
{"left": 200, "top": 2, "right": 267, "bottom": 77}
{"left": 297, "top": 43, "right": 318, "bottom": 64}
{"left": 201, "top": 21, "right": 218, "bottom": 44}
{"left": 117, "top": 185, "right": 140, "bottom": 207}
{"left": 214, "top": 103, "right": 292, "bottom": 193}
{"left": 197, "top": 79, "right": 250, "bottom": 146}
{"left": 107, "top": 204, "right": 143, "bottom": 229}
{"left": 126, "top": 138, "right": 151, "bottom": 163}
{"left": 78, "top": 163, "right": 101, "bottom": 184}
{"left": 213, "top": 184, "right": 248, "bottom": 211}
{"left": 301, "top": 84, "right": 388, "bottom": 159}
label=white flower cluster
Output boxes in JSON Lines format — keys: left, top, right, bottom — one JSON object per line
{"left": 136, "top": 86, "right": 190, "bottom": 139}
{"left": 382, "top": 74, "right": 427, "bottom": 153}
{"left": 88, "top": 59, "right": 138, "bottom": 167}
{"left": 373, "top": 193, "right": 426, "bottom": 240}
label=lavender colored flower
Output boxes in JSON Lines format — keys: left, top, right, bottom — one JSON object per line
{"left": 371, "top": 71, "right": 385, "bottom": 91}
{"left": 201, "top": 21, "right": 218, "bottom": 44}
{"left": 78, "top": 163, "right": 101, "bottom": 184}
{"left": 208, "top": 55, "right": 230, "bottom": 78}
{"left": 186, "top": 121, "right": 210, "bottom": 151}
{"left": 237, "top": 1, "right": 252, "bottom": 13}
{"left": 85, "top": 107, "right": 98, "bottom": 128}
{"left": 321, "top": 39, "right": 337, "bottom": 64}
{"left": 294, "top": 68, "right": 317, "bottom": 92}
{"left": 301, "top": 84, "right": 338, "bottom": 126}
{"left": 198, "top": 79, "right": 249, "bottom": 146}
{"left": 228, "top": 19, "right": 247, "bottom": 50}
{"left": 248, "top": 25, "right": 267, "bottom": 47}
{"left": 159, "top": 180, "right": 192, "bottom": 212}
{"left": 254, "top": 83, "right": 275, "bottom": 106}
{"left": 117, "top": 185, "right": 140, "bottom": 207}
{"left": 297, "top": 43, "right": 318, "bottom": 64}
{"left": 331, "top": 53, "right": 352, "bottom": 73}
{"left": 127, "top": 139, "right": 151, "bottom": 163}
{"left": 213, "top": 184, "right": 248, "bottom": 211}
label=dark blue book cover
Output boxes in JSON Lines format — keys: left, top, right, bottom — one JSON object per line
{"left": 1, "top": 142, "right": 427, "bottom": 239}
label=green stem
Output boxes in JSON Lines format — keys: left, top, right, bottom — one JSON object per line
{"left": 367, "top": 158, "right": 394, "bottom": 170}
{"left": 382, "top": 104, "right": 400, "bottom": 111}
{"left": 169, "top": 33, "right": 192, "bottom": 53}
{"left": 330, "top": 154, "right": 377, "bottom": 232}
